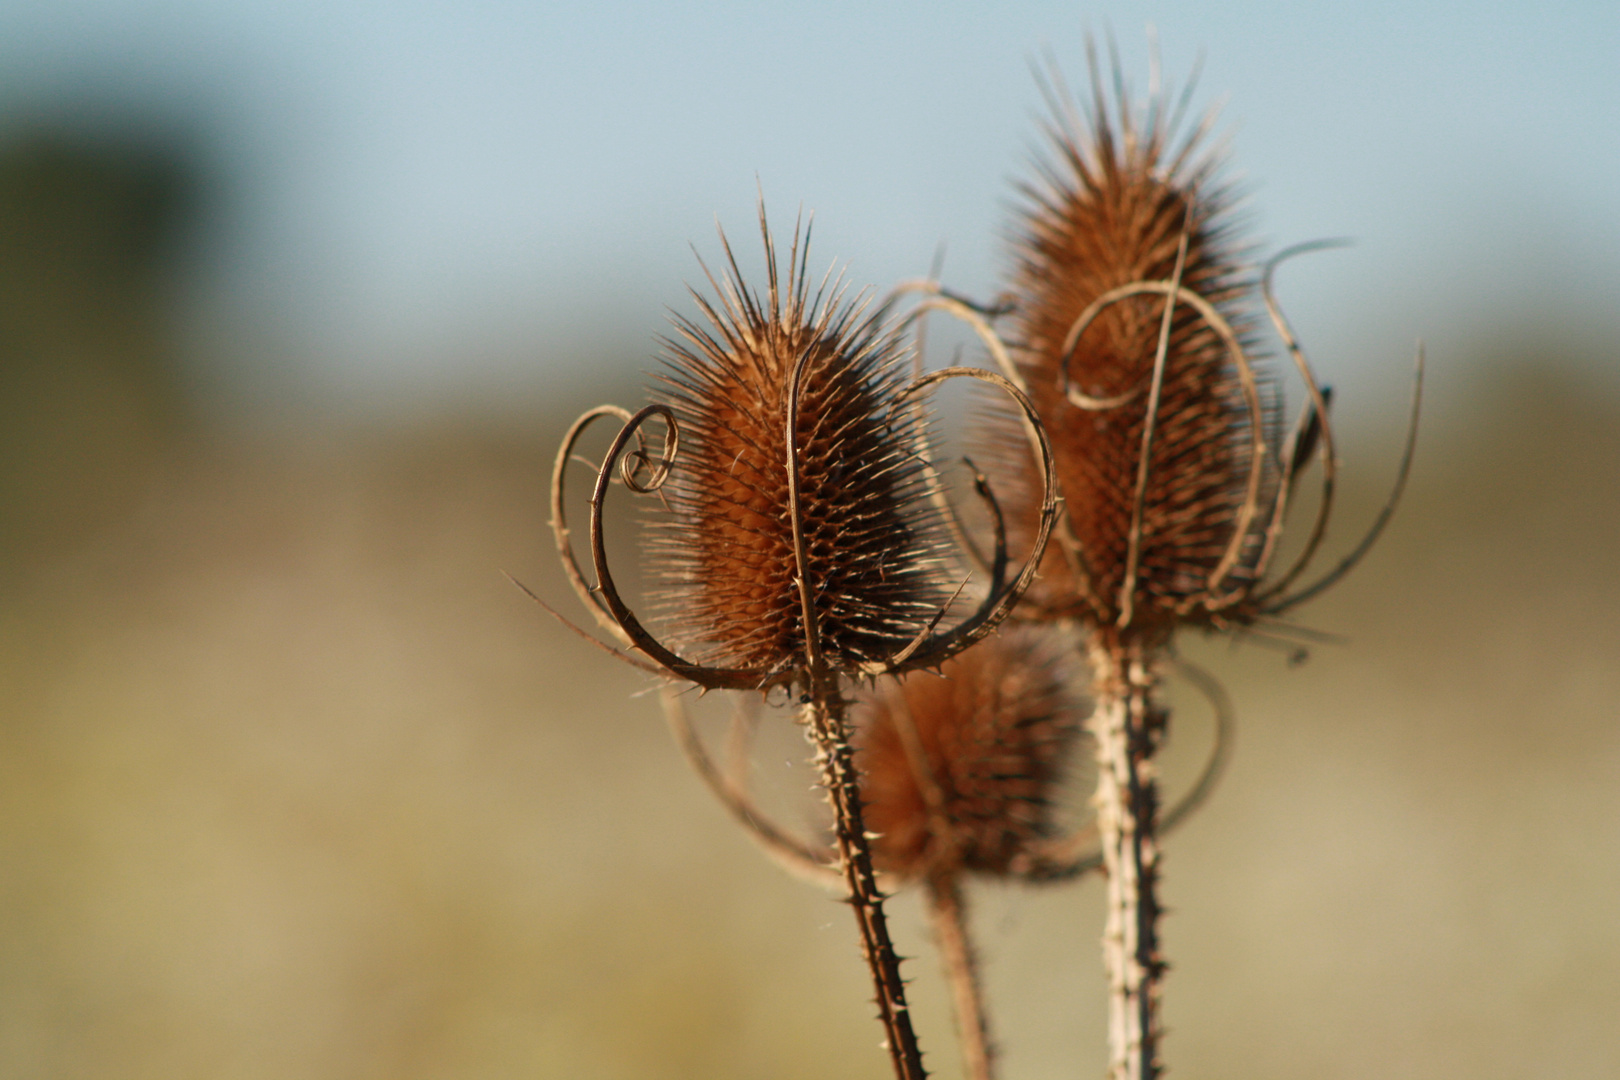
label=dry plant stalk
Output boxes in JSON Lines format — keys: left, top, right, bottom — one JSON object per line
{"left": 548, "top": 209, "right": 1058, "bottom": 1080}
{"left": 973, "top": 46, "right": 1422, "bottom": 1080}
{"left": 851, "top": 626, "right": 1084, "bottom": 1080}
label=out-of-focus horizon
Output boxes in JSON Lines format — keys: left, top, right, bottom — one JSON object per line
{"left": 0, "top": 0, "right": 1616, "bottom": 413}
{"left": 3, "top": 4, "right": 1618, "bottom": 1079}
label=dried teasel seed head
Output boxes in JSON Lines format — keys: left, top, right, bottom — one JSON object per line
{"left": 851, "top": 626, "right": 1085, "bottom": 881}
{"left": 990, "top": 57, "right": 1272, "bottom": 640}
{"left": 647, "top": 214, "right": 948, "bottom": 678}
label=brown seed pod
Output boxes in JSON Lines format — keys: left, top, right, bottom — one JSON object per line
{"left": 852, "top": 626, "right": 1085, "bottom": 881}
{"left": 549, "top": 215, "right": 1057, "bottom": 693}
{"left": 992, "top": 58, "right": 1272, "bottom": 639}
{"left": 646, "top": 218, "right": 949, "bottom": 676}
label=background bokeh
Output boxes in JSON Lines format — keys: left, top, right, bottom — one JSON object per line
{"left": 2, "top": 3, "right": 1617, "bottom": 1078}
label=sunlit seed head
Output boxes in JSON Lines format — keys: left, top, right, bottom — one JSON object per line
{"left": 647, "top": 215, "right": 948, "bottom": 676}
{"left": 992, "top": 61, "right": 1273, "bottom": 638}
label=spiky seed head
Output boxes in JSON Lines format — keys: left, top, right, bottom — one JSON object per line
{"left": 648, "top": 218, "right": 946, "bottom": 678}
{"left": 994, "top": 65, "right": 1270, "bottom": 639}
{"left": 851, "top": 626, "right": 1084, "bottom": 881}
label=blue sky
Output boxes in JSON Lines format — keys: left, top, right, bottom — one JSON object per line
{"left": 1, "top": 1, "right": 1616, "bottom": 408}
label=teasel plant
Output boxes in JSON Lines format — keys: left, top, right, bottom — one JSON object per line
{"left": 885, "top": 43, "right": 1423, "bottom": 1080}
{"left": 996, "top": 50, "right": 1421, "bottom": 1080}
{"left": 541, "top": 208, "right": 1062, "bottom": 1080}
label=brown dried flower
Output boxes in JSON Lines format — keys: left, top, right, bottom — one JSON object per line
{"left": 853, "top": 626, "right": 1083, "bottom": 881}
{"left": 648, "top": 221, "right": 947, "bottom": 675}
{"left": 992, "top": 58, "right": 1272, "bottom": 640}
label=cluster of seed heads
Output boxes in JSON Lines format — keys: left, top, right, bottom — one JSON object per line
{"left": 543, "top": 42, "right": 1419, "bottom": 1080}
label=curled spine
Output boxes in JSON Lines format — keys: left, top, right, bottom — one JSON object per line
{"left": 1247, "top": 243, "right": 1425, "bottom": 615}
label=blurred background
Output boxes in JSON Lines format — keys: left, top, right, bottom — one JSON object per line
{"left": 1, "top": 2, "right": 1616, "bottom": 1078}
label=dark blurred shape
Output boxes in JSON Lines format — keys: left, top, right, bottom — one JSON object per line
{"left": 0, "top": 122, "right": 203, "bottom": 579}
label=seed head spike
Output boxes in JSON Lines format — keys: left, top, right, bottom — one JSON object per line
{"left": 993, "top": 47, "right": 1282, "bottom": 638}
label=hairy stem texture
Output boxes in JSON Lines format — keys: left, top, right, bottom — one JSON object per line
{"left": 803, "top": 690, "right": 928, "bottom": 1080}
{"left": 1087, "top": 639, "right": 1166, "bottom": 1080}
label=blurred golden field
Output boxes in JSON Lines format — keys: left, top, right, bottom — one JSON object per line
{"left": 2, "top": 129, "right": 1618, "bottom": 1080}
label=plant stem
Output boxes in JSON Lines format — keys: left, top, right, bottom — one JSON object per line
{"left": 1086, "top": 638, "right": 1166, "bottom": 1080}
{"left": 803, "top": 689, "right": 929, "bottom": 1080}
{"left": 927, "top": 873, "right": 994, "bottom": 1080}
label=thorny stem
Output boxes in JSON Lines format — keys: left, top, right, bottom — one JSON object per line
{"left": 927, "top": 873, "right": 994, "bottom": 1080}
{"left": 1087, "top": 637, "right": 1167, "bottom": 1080}
{"left": 802, "top": 686, "right": 928, "bottom": 1080}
